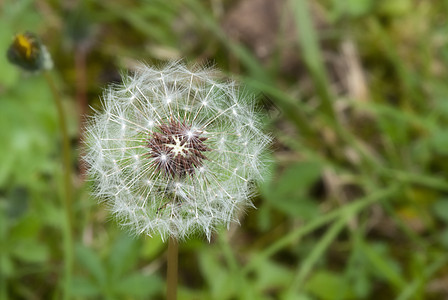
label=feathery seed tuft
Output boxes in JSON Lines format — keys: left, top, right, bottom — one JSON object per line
{"left": 84, "top": 62, "right": 271, "bottom": 240}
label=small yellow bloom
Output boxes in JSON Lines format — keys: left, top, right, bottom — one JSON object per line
{"left": 7, "top": 32, "right": 53, "bottom": 72}
{"left": 15, "top": 33, "right": 35, "bottom": 59}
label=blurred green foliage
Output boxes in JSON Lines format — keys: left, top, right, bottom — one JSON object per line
{"left": 2, "top": 0, "right": 448, "bottom": 299}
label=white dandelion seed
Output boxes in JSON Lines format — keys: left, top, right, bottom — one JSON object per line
{"left": 84, "top": 61, "right": 271, "bottom": 241}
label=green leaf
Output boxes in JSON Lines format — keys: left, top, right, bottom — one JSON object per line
{"left": 76, "top": 244, "right": 107, "bottom": 287}
{"left": 432, "top": 198, "right": 448, "bottom": 223}
{"left": 113, "top": 273, "right": 163, "bottom": 297}
{"left": 71, "top": 276, "right": 101, "bottom": 297}
{"left": 360, "top": 242, "right": 405, "bottom": 289}
{"left": 275, "top": 162, "right": 321, "bottom": 195}
{"left": 332, "top": 0, "right": 373, "bottom": 19}
{"left": 107, "top": 233, "right": 139, "bottom": 281}
{"left": 13, "top": 240, "right": 48, "bottom": 263}
{"left": 377, "top": 0, "right": 412, "bottom": 16}
{"left": 253, "top": 259, "right": 293, "bottom": 293}
{"left": 431, "top": 130, "right": 448, "bottom": 155}
{"left": 141, "top": 235, "right": 165, "bottom": 260}
{"left": 346, "top": 237, "right": 372, "bottom": 298}
{"left": 0, "top": 77, "right": 57, "bottom": 185}
{"left": 0, "top": 22, "right": 19, "bottom": 88}
{"left": 256, "top": 204, "right": 271, "bottom": 232}
{"left": 36, "top": 202, "right": 65, "bottom": 228}
{"left": 5, "top": 187, "right": 29, "bottom": 219}
{"left": 198, "top": 248, "right": 235, "bottom": 299}
{"left": 438, "top": 228, "right": 448, "bottom": 250}
{"left": 305, "top": 270, "right": 354, "bottom": 300}
{"left": 261, "top": 161, "right": 321, "bottom": 219}
{"left": 0, "top": 255, "right": 14, "bottom": 276}
{"left": 10, "top": 214, "right": 41, "bottom": 238}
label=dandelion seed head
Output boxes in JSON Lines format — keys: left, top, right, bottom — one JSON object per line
{"left": 84, "top": 61, "right": 271, "bottom": 241}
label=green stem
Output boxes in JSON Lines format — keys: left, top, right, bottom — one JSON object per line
{"left": 380, "top": 168, "right": 448, "bottom": 191}
{"left": 288, "top": 216, "right": 347, "bottom": 296}
{"left": 167, "top": 237, "right": 178, "bottom": 300}
{"left": 44, "top": 71, "right": 73, "bottom": 300}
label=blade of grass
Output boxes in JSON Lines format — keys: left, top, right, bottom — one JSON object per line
{"left": 100, "top": 0, "right": 178, "bottom": 46}
{"left": 185, "top": 0, "right": 270, "bottom": 83}
{"left": 242, "top": 76, "right": 314, "bottom": 137}
{"left": 367, "top": 19, "right": 425, "bottom": 109}
{"left": 186, "top": 0, "right": 317, "bottom": 136}
{"left": 287, "top": 215, "right": 347, "bottom": 296}
{"left": 243, "top": 184, "right": 399, "bottom": 275}
{"left": 380, "top": 168, "right": 448, "bottom": 192}
{"left": 290, "top": 0, "right": 336, "bottom": 122}
{"left": 397, "top": 254, "right": 448, "bottom": 300}
{"left": 359, "top": 239, "right": 407, "bottom": 290}
{"left": 290, "top": 0, "right": 386, "bottom": 173}
{"left": 218, "top": 233, "right": 252, "bottom": 300}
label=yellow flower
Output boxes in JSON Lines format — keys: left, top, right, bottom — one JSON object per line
{"left": 7, "top": 32, "right": 53, "bottom": 72}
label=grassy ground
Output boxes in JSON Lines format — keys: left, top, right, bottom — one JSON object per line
{"left": 2, "top": 0, "right": 448, "bottom": 299}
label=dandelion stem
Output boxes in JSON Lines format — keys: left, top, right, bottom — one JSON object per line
{"left": 44, "top": 71, "right": 73, "bottom": 300}
{"left": 167, "top": 237, "right": 178, "bottom": 300}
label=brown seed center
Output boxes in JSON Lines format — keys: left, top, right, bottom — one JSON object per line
{"left": 147, "top": 120, "right": 210, "bottom": 178}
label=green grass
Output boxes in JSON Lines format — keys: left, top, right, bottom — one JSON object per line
{"left": 2, "top": 0, "right": 448, "bottom": 299}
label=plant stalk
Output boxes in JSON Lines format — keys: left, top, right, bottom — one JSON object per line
{"left": 44, "top": 71, "right": 73, "bottom": 300}
{"left": 167, "top": 237, "right": 179, "bottom": 300}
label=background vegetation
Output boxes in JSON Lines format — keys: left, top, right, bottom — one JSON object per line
{"left": 2, "top": 0, "right": 448, "bottom": 299}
